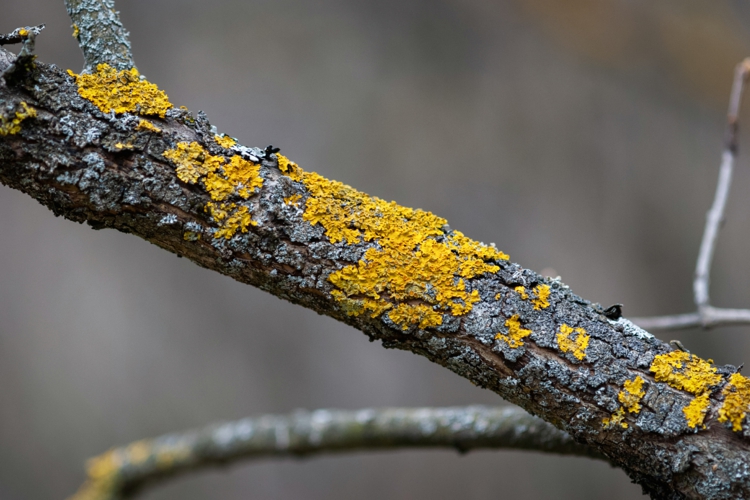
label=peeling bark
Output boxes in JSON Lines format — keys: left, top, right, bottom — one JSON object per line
{"left": 1, "top": 49, "right": 749, "bottom": 499}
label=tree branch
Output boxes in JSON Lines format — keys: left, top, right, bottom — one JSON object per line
{"left": 64, "top": 0, "right": 135, "bottom": 72}
{"left": 68, "top": 406, "right": 603, "bottom": 500}
{"left": 632, "top": 59, "right": 750, "bottom": 331}
{"left": 2, "top": 16, "right": 750, "bottom": 499}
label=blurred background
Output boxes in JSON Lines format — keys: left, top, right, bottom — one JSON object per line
{"left": 2, "top": 0, "right": 750, "bottom": 498}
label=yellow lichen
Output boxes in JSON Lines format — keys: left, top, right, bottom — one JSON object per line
{"left": 650, "top": 351, "right": 722, "bottom": 430}
{"left": 276, "top": 153, "right": 303, "bottom": 181}
{"left": 557, "top": 324, "right": 589, "bottom": 360}
{"left": 136, "top": 119, "right": 161, "bottom": 133}
{"left": 275, "top": 156, "right": 509, "bottom": 330}
{"left": 514, "top": 286, "right": 528, "bottom": 300}
{"left": 619, "top": 376, "right": 646, "bottom": 413}
{"left": 684, "top": 392, "right": 711, "bottom": 429}
{"left": 496, "top": 314, "right": 532, "bottom": 348}
{"left": 0, "top": 101, "right": 36, "bottom": 136}
{"left": 531, "top": 284, "right": 551, "bottom": 310}
{"left": 163, "top": 141, "right": 263, "bottom": 239}
{"left": 495, "top": 293, "right": 502, "bottom": 300}
{"left": 718, "top": 372, "right": 750, "bottom": 432}
{"left": 602, "top": 407, "right": 628, "bottom": 429}
{"left": 215, "top": 134, "right": 236, "bottom": 148}
{"left": 68, "top": 63, "right": 173, "bottom": 117}
{"left": 388, "top": 303, "right": 444, "bottom": 330}
{"left": 284, "top": 193, "right": 302, "bottom": 206}
{"left": 649, "top": 351, "right": 721, "bottom": 395}
{"left": 72, "top": 24, "right": 79, "bottom": 38}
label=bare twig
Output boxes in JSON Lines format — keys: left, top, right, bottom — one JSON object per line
{"left": 68, "top": 406, "right": 602, "bottom": 500}
{"left": 64, "top": 0, "right": 135, "bottom": 72}
{"left": 632, "top": 58, "right": 750, "bottom": 330}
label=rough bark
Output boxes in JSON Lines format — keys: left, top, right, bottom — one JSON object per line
{"left": 1, "top": 48, "right": 749, "bottom": 499}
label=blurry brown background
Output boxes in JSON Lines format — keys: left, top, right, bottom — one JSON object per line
{"left": 3, "top": 0, "right": 750, "bottom": 498}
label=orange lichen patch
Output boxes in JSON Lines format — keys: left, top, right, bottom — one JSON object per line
{"left": 557, "top": 324, "right": 589, "bottom": 360}
{"left": 284, "top": 194, "right": 302, "bottom": 206}
{"left": 213, "top": 205, "right": 256, "bottom": 239}
{"left": 650, "top": 351, "right": 722, "bottom": 430}
{"left": 719, "top": 372, "right": 750, "bottom": 432}
{"left": 619, "top": 376, "right": 646, "bottom": 413}
{"left": 214, "top": 134, "right": 236, "bottom": 148}
{"left": 514, "top": 286, "right": 528, "bottom": 300}
{"left": 276, "top": 153, "right": 303, "bottom": 181}
{"left": 531, "top": 284, "right": 551, "bottom": 310}
{"left": 276, "top": 156, "right": 509, "bottom": 330}
{"left": 649, "top": 351, "right": 721, "bottom": 395}
{"left": 684, "top": 392, "right": 711, "bottom": 429}
{"left": 18, "top": 28, "right": 28, "bottom": 37}
{"left": 163, "top": 141, "right": 263, "bottom": 239}
{"left": 496, "top": 314, "right": 532, "bottom": 348}
{"left": 136, "top": 119, "right": 161, "bottom": 133}
{"left": 0, "top": 101, "right": 36, "bottom": 136}
{"left": 602, "top": 407, "right": 628, "bottom": 429}
{"left": 388, "top": 303, "right": 444, "bottom": 330}
{"left": 68, "top": 63, "right": 172, "bottom": 117}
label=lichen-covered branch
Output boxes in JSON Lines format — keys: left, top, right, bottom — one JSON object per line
{"left": 2, "top": 44, "right": 750, "bottom": 500}
{"left": 64, "top": 0, "right": 135, "bottom": 72}
{"left": 69, "top": 406, "right": 602, "bottom": 500}
{"left": 632, "top": 59, "right": 750, "bottom": 331}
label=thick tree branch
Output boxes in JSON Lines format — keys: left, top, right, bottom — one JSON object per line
{"left": 64, "top": 0, "right": 135, "bottom": 72}
{"left": 2, "top": 33, "right": 750, "bottom": 500}
{"left": 68, "top": 406, "right": 603, "bottom": 500}
{"left": 632, "top": 59, "right": 750, "bottom": 331}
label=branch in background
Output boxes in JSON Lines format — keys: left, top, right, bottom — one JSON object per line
{"left": 632, "top": 59, "right": 750, "bottom": 331}
{"left": 69, "top": 406, "right": 603, "bottom": 500}
{"left": 64, "top": 0, "right": 135, "bottom": 72}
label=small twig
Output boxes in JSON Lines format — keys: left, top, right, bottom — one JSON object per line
{"left": 631, "top": 307, "right": 750, "bottom": 330}
{"left": 68, "top": 406, "right": 603, "bottom": 500}
{"left": 64, "top": 0, "right": 135, "bottom": 72}
{"left": 694, "top": 59, "right": 750, "bottom": 316}
{"left": 0, "top": 24, "right": 45, "bottom": 46}
{"left": 1, "top": 26, "right": 42, "bottom": 84}
{"left": 632, "top": 58, "right": 750, "bottom": 331}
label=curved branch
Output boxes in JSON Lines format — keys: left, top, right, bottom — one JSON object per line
{"left": 69, "top": 406, "right": 603, "bottom": 500}
{"left": 64, "top": 0, "right": 135, "bottom": 72}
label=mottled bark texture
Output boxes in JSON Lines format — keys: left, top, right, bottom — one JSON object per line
{"left": 71, "top": 406, "right": 603, "bottom": 500}
{"left": 65, "top": 0, "right": 135, "bottom": 72}
{"left": 1, "top": 49, "right": 749, "bottom": 500}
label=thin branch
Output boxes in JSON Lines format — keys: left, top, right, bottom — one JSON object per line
{"left": 0, "top": 24, "right": 45, "bottom": 46}
{"left": 631, "top": 307, "right": 750, "bottom": 330}
{"left": 64, "top": 0, "right": 135, "bottom": 72}
{"left": 632, "top": 58, "right": 750, "bottom": 330}
{"left": 68, "top": 406, "right": 603, "bottom": 500}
